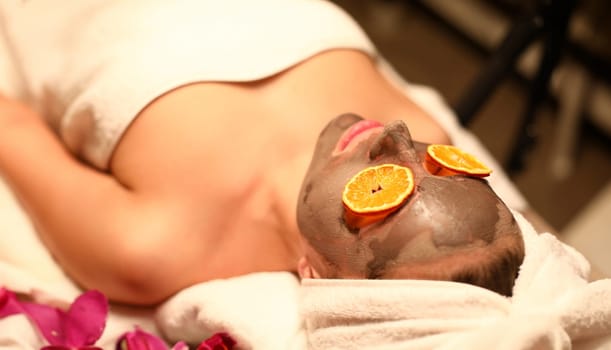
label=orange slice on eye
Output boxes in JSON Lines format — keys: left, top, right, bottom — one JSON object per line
{"left": 342, "top": 164, "right": 415, "bottom": 228}
{"left": 425, "top": 144, "right": 492, "bottom": 177}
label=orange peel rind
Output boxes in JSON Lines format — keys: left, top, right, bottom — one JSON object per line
{"left": 426, "top": 144, "right": 492, "bottom": 177}
{"left": 342, "top": 164, "right": 415, "bottom": 228}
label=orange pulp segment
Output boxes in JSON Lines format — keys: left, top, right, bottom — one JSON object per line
{"left": 426, "top": 144, "right": 492, "bottom": 177}
{"left": 342, "top": 164, "right": 415, "bottom": 227}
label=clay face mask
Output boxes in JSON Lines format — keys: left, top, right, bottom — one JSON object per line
{"left": 297, "top": 114, "right": 520, "bottom": 279}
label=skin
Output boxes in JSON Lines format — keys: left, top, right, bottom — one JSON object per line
{"left": 297, "top": 114, "right": 524, "bottom": 281}
{"left": 0, "top": 49, "right": 452, "bottom": 305}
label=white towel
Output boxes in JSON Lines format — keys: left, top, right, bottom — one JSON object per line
{"left": 156, "top": 272, "right": 305, "bottom": 350}
{"left": 0, "top": 0, "right": 375, "bottom": 170}
{"left": 300, "top": 211, "right": 611, "bottom": 350}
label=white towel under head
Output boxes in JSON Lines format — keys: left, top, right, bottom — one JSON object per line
{"left": 156, "top": 272, "right": 306, "bottom": 350}
{"left": 300, "top": 211, "right": 611, "bottom": 350}
{"left": 154, "top": 211, "right": 611, "bottom": 350}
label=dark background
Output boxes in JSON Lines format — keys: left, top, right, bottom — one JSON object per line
{"left": 332, "top": 0, "right": 611, "bottom": 234}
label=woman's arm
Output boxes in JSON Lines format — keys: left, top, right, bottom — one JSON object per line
{"left": 0, "top": 96, "right": 174, "bottom": 304}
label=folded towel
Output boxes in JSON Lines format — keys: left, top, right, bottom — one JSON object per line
{"left": 156, "top": 272, "right": 305, "bottom": 350}
{"left": 300, "top": 211, "right": 611, "bottom": 349}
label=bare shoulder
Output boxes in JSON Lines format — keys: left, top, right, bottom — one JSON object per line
{"left": 109, "top": 49, "right": 451, "bottom": 189}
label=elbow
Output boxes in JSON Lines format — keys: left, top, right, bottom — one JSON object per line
{"left": 104, "top": 235, "right": 184, "bottom": 306}
{"left": 64, "top": 207, "right": 198, "bottom": 306}
{"left": 83, "top": 220, "right": 191, "bottom": 306}
{"left": 103, "top": 260, "right": 173, "bottom": 306}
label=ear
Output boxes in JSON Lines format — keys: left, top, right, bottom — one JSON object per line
{"left": 297, "top": 256, "right": 321, "bottom": 279}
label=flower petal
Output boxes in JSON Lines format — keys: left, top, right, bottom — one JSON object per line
{"left": 41, "top": 347, "right": 103, "bottom": 350}
{"left": 19, "top": 301, "right": 64, "bottom": 346}
{"left": 63, "top": 290, "right": 108, "bottom": 346}
{"left": 197, "top": 333, "right": 236, "bottom": 350}
{"left": 171, "top": 341, "right": 188, "bottom": 350}
{"left": 0, "top": 287, "right": 24, "bottom": 318}
{"left": 20, "top": 290, "right": 108, "bottom": 347}
{"left": 117, "top": 327, "right": 169, "bottom": 350}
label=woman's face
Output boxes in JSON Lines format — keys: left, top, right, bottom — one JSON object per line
{"left": 297, "top": 114, "right": 519, "bottom": 279}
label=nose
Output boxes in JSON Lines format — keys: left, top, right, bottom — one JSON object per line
{"left": 369, "top": 120, "right": 418, "bottom": 162}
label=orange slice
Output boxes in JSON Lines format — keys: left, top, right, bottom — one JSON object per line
{"left": 342, "top": 164, "right": 414, "bottom": 228}
{"left": 426, "top": 144, "right": 492, "bottom": 177}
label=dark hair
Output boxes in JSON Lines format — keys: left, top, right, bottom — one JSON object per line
{"left": 449, "top": 236, "right": 525, "bottom": 296}
{"left": 345, "top": 231, "right": 526, "bottom": 296}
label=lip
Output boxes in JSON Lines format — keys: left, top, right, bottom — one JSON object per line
{"left": 334, "top": 120, "right": 383, "bottom": 153}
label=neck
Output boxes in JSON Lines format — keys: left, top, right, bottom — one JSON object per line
{"left": 264, "top": 149, "right": 313, "bottom": 265}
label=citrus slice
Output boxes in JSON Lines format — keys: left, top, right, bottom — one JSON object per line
{"left": 342, "top": 164, "right": 414, "bottom": 228}
{"left": 426, "top": 144, "right": 492, "bottom": 177}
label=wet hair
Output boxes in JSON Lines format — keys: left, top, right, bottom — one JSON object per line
{"left": 380, "top": 234, "right": 525, "bottom": 297}
{"left": 309, "top": 229, "right": 525, "bottom": 297}
{"left": 447, "top": 237, "right": 524, "bottom": 296}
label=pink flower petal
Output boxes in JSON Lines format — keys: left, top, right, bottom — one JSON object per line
{"left": 171, "top": 341, "right": 188, "bottom": 350}
{"left": 20, "top": 301, "right": 64, "bottom": 346}
{"left": 1, "top": 288, "right": 107, "bottom": 349}
{"left": 42, "top": 346, "right": 102, "bottom": 350}
{"left": 117, "top": 327, "right": 168, "bottom": 350}
{"left": 196, "top": 333, "right": 236, "bottom": 350}
{"left": 0, "top": 287, "right": 24, "bottom": 318}
{"left": 21, "top": 290, "right": 108, "bottom": 347}
{"left": 63, "top": 290, "right": 108, "bottom": 346}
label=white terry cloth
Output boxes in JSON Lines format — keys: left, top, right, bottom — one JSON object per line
{"left": 301, "top": 211, "right": 611, "bottom": 350}
{"left": 156, "top": 272, "right": 306, "bottom": 350}
{"left": 0, "top": 0, "right": 374, "bottom": 170}
{"left": 0, "top": 17, "right": 22, "bottom": 99}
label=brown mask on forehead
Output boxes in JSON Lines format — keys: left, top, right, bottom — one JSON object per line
{"left": 297, "top": 113, "right": 523, "bottom": 280}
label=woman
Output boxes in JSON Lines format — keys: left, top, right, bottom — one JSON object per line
{"left": 0, "top": 0, "right": 525, "bottom": 305}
